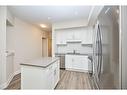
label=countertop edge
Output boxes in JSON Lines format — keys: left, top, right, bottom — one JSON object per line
{"left": 20, "top": 58, "right": 59, "bottom": 68}
{"left": 55, "top": 53, "right": 93, "bottom": 56}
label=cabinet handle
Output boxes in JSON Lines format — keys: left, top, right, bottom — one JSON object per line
{"left": 54, "top": 69, "right": 56, "bottom": 75}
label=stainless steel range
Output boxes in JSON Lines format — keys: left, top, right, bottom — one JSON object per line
{"left": 55, "top": 53, "right": 65, "bottom": 69}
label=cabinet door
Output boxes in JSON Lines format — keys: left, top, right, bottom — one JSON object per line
{"left": 72, "top": 55, "right": 88, "bottom": 71}
{"left": 61, "top": 31, "right": 67, "bottom": 44}
{"left": 46, "top": 64, "right": 54, "bottom": 89}
{"left": 56, "top": 31, "right": 62, "bottom": 44}
{"left": 67, "top": 31, "right": 73, "bottom": 40}
{"left": 53, "top": 61, "right": 60, "bottom": 87}
{"left": 86, "top": 28, "right": 93, "bottom": 44}
{"left": 82, "top": 27, "right": 93, "bottom": 44}
{"left": 65, "top": 55, "right": 73, "bottom": 68}
{"left": 56, "top": 31, "right": 66, "bottom": 44}
{"left": 81, "top": 29, "right": 87, "bottom": 43}
{"left": 80, "top": 56, "right": 88, "bottom": 71}
{"left": 74, "top": 30, "right": 81, "bottom": 40}
{"left": 72, "top": 55, "right": 82, "bottom": 70}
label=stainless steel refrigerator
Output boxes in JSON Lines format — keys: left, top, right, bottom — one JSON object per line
{"left": 93, "top": 6, "right": 119, "bottom": 89}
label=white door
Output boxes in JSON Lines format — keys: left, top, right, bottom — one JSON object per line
{"left": 42, "top": 38, "right": 48, "bottom": 57}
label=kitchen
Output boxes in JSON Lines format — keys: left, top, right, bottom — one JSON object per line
{"left": 0, "top": 5, "right": 123, "bottom": 89}
{"left": 55, "top": 26, "right": 93, "bottom": 72}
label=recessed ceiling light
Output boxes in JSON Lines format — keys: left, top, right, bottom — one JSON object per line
{"left": 40, "top": 24, "right": 47, "bottom": 28}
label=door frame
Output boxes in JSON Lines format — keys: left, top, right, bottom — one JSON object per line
{"left": 42, "top": 37, "right": 48, "bottom": 57}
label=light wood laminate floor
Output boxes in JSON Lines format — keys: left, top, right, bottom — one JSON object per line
{"left": 6, "top": 70, "right": 92, "bottom": 90}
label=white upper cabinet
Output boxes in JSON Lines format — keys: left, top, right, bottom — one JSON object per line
{"left": 56, "top": 30, "right": 67, "bottom": 45}
{"left": 66, "top": 28, "right": 82, "bottom": 42}
{"left": 81, "top": 27, "right": 93, "bottom": 44}
{"left": 67, "top": 31, "right": 73, "bottom": 40}
{"left": 55, "top": 27, "right": 93, "bottom": 45}
{"left": 74, "top": 30, "right": 81, "bottom": 40}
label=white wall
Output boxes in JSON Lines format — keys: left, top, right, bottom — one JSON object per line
{"left": 0, "top": 7, "right": 48, "bottom": 89}
{"left": 57, "top": 43, "right": 93, "bottom": 54}
{"left": 0, "top": 6, "right": 7, "bottom": 88}
{"left": 6, "top": 18, "right": 44, "bottom": 73}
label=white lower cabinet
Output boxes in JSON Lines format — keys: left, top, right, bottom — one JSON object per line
{"left": 65, "top": 55, "right": 73, "bottom": 68}
{"left": 46, "top": 61, "right": 59, "bottom": 89}
{"left": 53, "top": 60, "right": 60, "bottom": 88}
{"left": 65, "top": 55, "right": 88, "bottom": 72}
{"left": 46, "top": 64, "right": 54, "bottom": 89}
{"left": 21, "top": 60, "right": 59, "bottom": 89}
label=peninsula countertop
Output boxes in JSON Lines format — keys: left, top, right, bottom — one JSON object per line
{"left": 55, "top": 53, "right": 93, "bottom": 56}
{"left": 20, "top": 57, "right": 59, "bottom": 68}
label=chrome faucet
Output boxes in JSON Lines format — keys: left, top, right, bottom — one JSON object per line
{"left": 73, "top": 50, "right": 76, "bottom": 54}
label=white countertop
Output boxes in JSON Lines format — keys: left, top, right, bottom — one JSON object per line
{"left": 20, "top": 57, "right": 59, "bottom": 68}
{"left": 55, "top": 53, "right": 93, "bottom": 56}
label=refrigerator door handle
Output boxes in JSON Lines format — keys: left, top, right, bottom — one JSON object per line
{"left": 98, "top": 25, "right": 103, "bottom": 79}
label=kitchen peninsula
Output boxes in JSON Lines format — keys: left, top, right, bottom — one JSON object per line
{"left": 20, "top": 57, "right": 60, "bottom": 89}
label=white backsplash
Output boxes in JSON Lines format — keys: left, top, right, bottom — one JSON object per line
{"left": 57, "top": 45, "right": 67, "bottom": 53}
{"left": 57, "top": 43, "right": 93, "bottom": 54}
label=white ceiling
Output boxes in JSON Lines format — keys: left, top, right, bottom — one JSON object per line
{"left": 8, "top": 6, "right": 93, "bottom": 31}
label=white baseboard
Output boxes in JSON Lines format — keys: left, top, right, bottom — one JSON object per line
{"left": 0, "top": 70, "right": 21, "bottom": 89}
{"left": 66, "top": 68, "right": 89, "bottom": 73}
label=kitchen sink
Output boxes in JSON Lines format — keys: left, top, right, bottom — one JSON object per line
{"left": 67, "top": 53, "right": 80, "bottom": 55}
